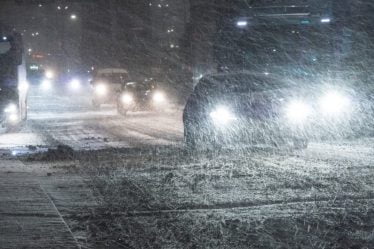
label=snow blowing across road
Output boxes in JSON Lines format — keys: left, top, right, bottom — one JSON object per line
{"left": 0, "top": 86, "right": 183, "bottom": 153}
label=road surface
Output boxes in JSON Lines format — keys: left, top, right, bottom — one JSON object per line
{"left": 0, "top": 84, "right": 184, "bottom": 153}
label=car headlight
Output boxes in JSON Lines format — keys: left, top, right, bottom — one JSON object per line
{"left": 210, "top": 106, "right": 236, "bottom": 126}
{"left": 8, "top": 113, "right": 19, "bottom": 123}
{"left": 69, "top": 79, "right": 81, "bottom": 91}
{"left": 153, "top": 91, "right": 166, "bottom": 103}
{"left": 285, "top": 100, "right": 312, "bottom": 123}
{"left": 94, "top": 84, "right": 108, "bottom": 96}
{"left": 4, "top": 103, "right": 17, "bottom": 114}
{"left": 319, "top": 91, "right": 351, "bottom": 116}
{"left": 121, "top": 93, "right": 133, "bottom": 104}
{"left": 45, "top": 70, "right": 55, "bottom": 79}
{"left": 41, "top": 79, "right": 52, "bottom": 91}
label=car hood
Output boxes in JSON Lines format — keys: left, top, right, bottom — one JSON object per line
{"left": 101, "top": 83, "right": 123, "bottom": 92}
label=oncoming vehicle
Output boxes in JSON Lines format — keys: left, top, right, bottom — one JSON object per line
{"left": 91, "top": 68, "right": 130, "bottom": 108}
{"left": 183, "top": 71, "right": 374, "bottom": 150}
{"left": 117, "top": 80, "right": 168, "bottom": 116}
{"left": 0, "top": 25, "right": 28, "bottom": 129}
{"left": 188, "top": 0, "right": 374, "bottom": 141}
{"left": 183, "top": 72, "right": 310, "bottom": 150}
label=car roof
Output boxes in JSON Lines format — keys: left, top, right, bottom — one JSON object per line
{"left": 199, "top": 71, "right": 285, "bottom": 88}
{"left": 97, "top": 68, "right": 128, "bottom": 74}
{"left": 202, "top": 71, "right": 279, "bottom": 81}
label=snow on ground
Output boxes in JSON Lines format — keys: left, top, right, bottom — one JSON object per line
{"left": 0, "top": 85, "right": 183, "bottom": 153}
{"left": 28, "top": 110, "right": 183, "bottom": 150}
{"left": 29, "top": 85, "right": 183, "bottom": 150}
{"left": 76, "top": 136, "right": 374, "bottom": 248}
{"left": 0, "top": 132, "right": 45, "bottom": 148}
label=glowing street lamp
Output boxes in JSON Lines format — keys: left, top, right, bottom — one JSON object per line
{"left": 321, "top": 18, "right": 331, "bottom": 23}
{"left": 237, "top": 20, "right": 248, "bottom": 27}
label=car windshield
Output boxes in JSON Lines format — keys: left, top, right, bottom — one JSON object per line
{"left": 99, "top": 73, "right": 129, "bottom": 83}
{"left": 196, "top": 73, "right": 294, "bottom": 95}
{"left": 124, "top": 82, "right": 150, "bottom": 91}
{"left": 1, "top": 1, "right": 374, "bottom": 249}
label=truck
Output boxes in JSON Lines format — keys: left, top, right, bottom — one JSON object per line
{"left": 0, "top": 24, "right": 28, "bottom": 129}
{"left": 189, "top": 0, "right": 374, "bottom": 83}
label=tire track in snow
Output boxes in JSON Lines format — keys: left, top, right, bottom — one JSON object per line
{"left": 29, "top": 118, "right": 130, "bottom": 150}
{"left": 116, "top": 195, "right": 374, "bottom": 218}
{"left": 108, "top": 113, "right": 184, "bottom": 143}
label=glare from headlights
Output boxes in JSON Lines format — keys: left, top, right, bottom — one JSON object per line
{"left": 69, "top": 79, "right": 81, "bottom": 91}
{"left": 121, "top": 93, "right": 133, "bottom": 104}
{"left": 210, "top": 106, "right": 236, "bottom": 126}
{"left": 41, "top": 79, "right": 52, "bottom": 91}
{"left": 285, "top": 100, "right": 312, "bottom": 123}
{"left": 319, "top": 91, "right": 351, "bottom": 116}
{"left": 9, "top": 113, "right": 19, "bottom": 123}
{"left": 94, "top": 84, "right": 107, "bottom": 96}
{"left": 153, "top": 91, "right": 166, "bottom": 103}
{"left": 18, "top": 81, "right": 29, "bottom": 93}
{"left": 45, "top": 70, "right": 55, "bottom": 79}
{"left": 4, "top": 103, "right": 17, "bottom": 114}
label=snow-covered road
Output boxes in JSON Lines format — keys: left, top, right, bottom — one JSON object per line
{"left": 0, "top": 85, "right": 184, "bottom": 152}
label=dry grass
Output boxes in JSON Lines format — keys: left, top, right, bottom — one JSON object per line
{"left": 78, "top": 143, "right": 374, "bottom": 248}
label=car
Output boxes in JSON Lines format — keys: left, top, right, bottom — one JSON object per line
{"left": 0, "top": 27, "right": 28, "bottom": 130}
{"left": 91, "top": 68, "right": 130, "bottom": 108}
{"left": 117, "top": 80, "right": 168, "bottom": 115}
{"left": 183, "top": 72, "right": 311, "bottom": 150}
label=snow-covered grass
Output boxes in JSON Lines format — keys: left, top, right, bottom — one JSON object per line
{"left": 86, "top": 201, "right": 374, "bottom": 249}
{"left": 78, "top": 139, "right": 374, "bottom": 248}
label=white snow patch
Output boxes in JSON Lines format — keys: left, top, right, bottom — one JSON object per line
{"left": 0, "top": 132, "right": 46, "bottom": 148}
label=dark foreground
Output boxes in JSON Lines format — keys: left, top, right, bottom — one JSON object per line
{"left": 1, "top": 138, "right": 372, "bottom": 249}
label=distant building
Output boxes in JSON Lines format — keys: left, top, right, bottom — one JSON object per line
{"left": 148, "top": 0, "right": 189, "bottom": 76}
{"left": 0, "top": 2, "right": 83, "bottom": 76}
{"left": 185, "top": 0, "right": 224, "bottom": 85}
{"left": 80, "top": 0, "right": 190, "bottom": 82}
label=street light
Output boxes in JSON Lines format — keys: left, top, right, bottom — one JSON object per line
{"left": 237, "top": 20, "right": 248, "bottom": 27}
{"left": 321, "top": 18, "right": 331, "bottom": 23}
{"left": 70, "top": 14, "right": 77, "bottom": 20}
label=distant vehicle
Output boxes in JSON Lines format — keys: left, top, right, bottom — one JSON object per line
{"left": 91, "top": 68, "right": 130, "bottom": 108}
{"left": 117, "top": 79, "right": 168, "bottom": 116}
{"left": 0, "top": 25, "right": 28, "bottom": 129}
{"left": 183, "top": 72, "right": 310, "bottom": 150}
{"left": 26, "top": 52, "right": 48, "bottom": 85}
